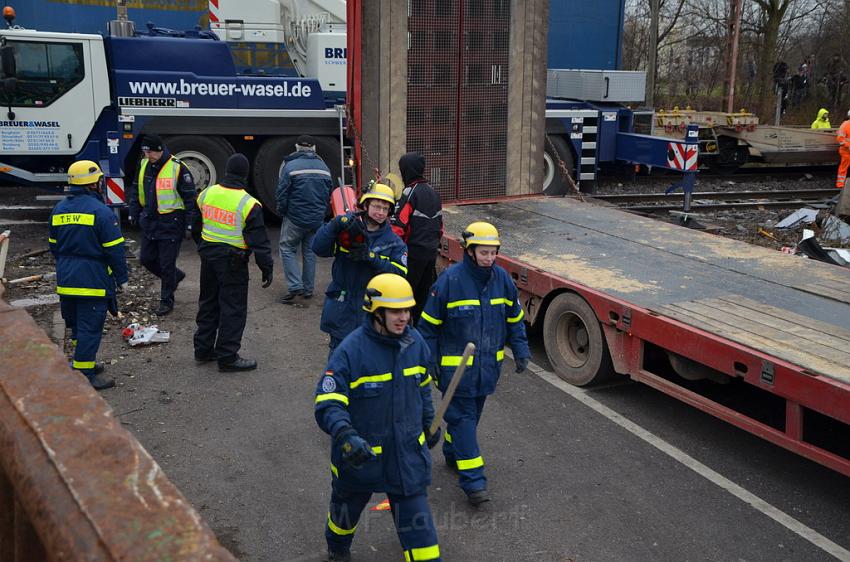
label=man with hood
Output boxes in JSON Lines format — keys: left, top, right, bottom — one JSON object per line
{"left": 418, "top": 222, "right": 530, "bottom": 506}
{"left": 315, "top": 273, "right": 442, "bottom": 562}
{"left": 192, "top": 154, "right": 274, "bottom": 372}
{"left": 127, "top": 135, "right": 196, "bottom": 316}
{"left": 312, "top": 183, "right": 408, "bottom": 354}
{"left": 812, "top": 108, "right": 832, "bottom": 129}
{"left": 276, "top": 135, "right": 334, "bottom": 304}
{"left": 391, "top": 152, "right": 443, "bottom": 325}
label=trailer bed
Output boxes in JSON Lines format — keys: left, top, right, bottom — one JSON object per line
{"left": 442, "top": 197, "right": 850, "bottom": 386}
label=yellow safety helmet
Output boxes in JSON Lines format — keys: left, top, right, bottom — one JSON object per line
{"left": 461, "top": 221, "right": 500, "bottom": 247}
{"left": 68, "top": 160, "right": 104, "bottom": 186}
{"left": 363, "top": 273, "right": 416, "bottom": 313}
{"left": 359, "top": 183, "right": 396, "bottom": 207}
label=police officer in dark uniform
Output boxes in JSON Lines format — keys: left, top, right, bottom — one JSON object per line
{"left": 192, "top": 154, "right": 274, "bottom": 372}
{"left": 127, "top": 135, "right": 196, "bottom": 316}
{"left": 49, "top": 160, "right": 128, "bottom": 390}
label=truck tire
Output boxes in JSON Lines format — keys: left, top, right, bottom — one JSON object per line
{"left": 543, "top": 292, "right": 614, "bottom": 386}
{"left": 253, "top": 135, "right": 342, "bottom": 215}
{"left": 543, "top": 135, "right": 575, "bottom": 196}
{"left": 164, "top": 135, "right": 234, "bottom": 190}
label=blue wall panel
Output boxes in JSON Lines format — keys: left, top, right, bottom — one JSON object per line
{"left": 548, "top": 0, "right": 625, "bottom": 70}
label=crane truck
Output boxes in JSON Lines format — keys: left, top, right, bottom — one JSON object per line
{"left": 0, "top": 0, "right": 634, "bottom": 208}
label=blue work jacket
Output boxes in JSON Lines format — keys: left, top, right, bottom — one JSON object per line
{"left": 315, "top": 319, "right": 436, "bottom": 495}
{"left": 419, "top": 253, "right": 530, "bottom": 398}
{"left": 275, "top": 150, "right": 333, "bottom": 229}
{"left": 49, "top": 187, "right": 128, "bottom": 299}
{"left": 312, "top": 219, "right": 408, "bottom": 341}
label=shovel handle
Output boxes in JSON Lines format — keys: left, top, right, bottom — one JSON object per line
{"left": 429, "top": 342, "right": 475, "bottom": 436}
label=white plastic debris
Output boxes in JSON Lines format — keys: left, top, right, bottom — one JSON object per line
{"left": 123, "top": 323, "right": 171, "bottom": 347}
{"left": 776, "top": 208, "right": 819, "bottom": 229}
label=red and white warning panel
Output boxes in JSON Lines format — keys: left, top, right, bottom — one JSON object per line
{"left": 106, "top": 177, "right": 125, "bottom": 206}
{"left": 667, "top": 143, "right": 698, "bottom": 171}
{"left": 208, "top": 0, "right": 220, "bottom": 24}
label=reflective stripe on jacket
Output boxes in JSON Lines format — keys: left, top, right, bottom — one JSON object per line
{"left": 315, "top": 319, "right": 435, "bottom": 495}
{"left": 49, "top": 186, "right": 128, "bottom": 298}
{"left": 838, "top": 120, "right": 850, "bottom": 149}
{"left": 197, "top": 184, "right": 259, "bottom": 249}
{"left": 138, "top": 156, "right": 184, "bottom": 213}
{"left": 418, "top": 253, "right": 530, "bottom": 398}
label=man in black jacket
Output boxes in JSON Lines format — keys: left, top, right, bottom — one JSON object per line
{"left": 192, "top": 154, "right": 274, "bottom": 372}
{"left": 127, "top": 135, "right": 196, "bottom": 316}
{"left": 391, "top": 152, "right": 443, "bottom": 325}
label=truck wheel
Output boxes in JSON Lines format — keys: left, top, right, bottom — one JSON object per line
{"left": 543, "top": 135, "right": 575, "bottom": 196}
{"left": 253, "top": 136, "right": 342, "bottom": 215}
{"left": 163, "top": 136, "right": 234, "bottom": 190}
{"left": 543, "top": 292, "right": 614, "bottom": 386}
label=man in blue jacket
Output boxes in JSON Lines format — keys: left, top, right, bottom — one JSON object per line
{"left": 276, "top": 135, "right": 333, "bottom": 303}
{"left": 419, "top": 221, "right": 530, "bottom": 506}
{"left": 127, "top": 135, "right": 196, "bottom": 316}
{"left": 315, "top": 273, "right": 441, "bottom": 562}
{"left": 312, "top": 183, "right": 408, "bottom": 354}
{"left": 49, "top": 160, "right": 128, "bottom": 391}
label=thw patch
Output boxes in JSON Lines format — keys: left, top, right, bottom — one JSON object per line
{"left": 321, "top": 375, "right": 337, "bottom": 393}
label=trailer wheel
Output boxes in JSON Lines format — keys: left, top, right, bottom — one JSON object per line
{"left": 253, "top": 136, "right": 342, "bottom": 215}
{"left": 164, "top": 135, "right": 234, "bottom": 190}
{"left": 543, "top": 292, "right": 614, "bottom": 386}
{"left": 543, "top": 135, "right": 575, "bottom": 196}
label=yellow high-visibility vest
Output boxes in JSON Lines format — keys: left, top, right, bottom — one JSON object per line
{"left": 138, "top": 156, "right": 185, "bottom": 213}
{"left": 197, "top": 184, "right": 260, "bottom": 249}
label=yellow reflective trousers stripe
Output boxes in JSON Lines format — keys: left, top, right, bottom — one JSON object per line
{"left": 315, "top": 393, "right": 349, "bottom": 405}
{"left": 327, "top": 512, "right": 356, "bottom": 536}
{"left": 57, "top": 286, "right": 107, "bottom": 297}
{"left": 404, "top": 544, "right": 441, "bottom": 561}
{"left": 418, "top": 432, "right": 426, "bottom": 446}
{"left": 72, "top": 360, "right": 96, "bottom": 370}
{"left": 456, "top": 456, "right": 484, "bottom": 470}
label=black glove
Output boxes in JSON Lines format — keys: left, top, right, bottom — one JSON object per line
{"left": 515, "top": 356, "right": 529, "bottom": 374}
{"left": 424, "top": 426, "right": 442, "bottom": 449}
{"left": 332, "top": 212, "right": 356, "bottom": 234}
{"left": 260, "top": 265, "right": 273, "bottom": 288}
{"left": 335, "top": 427, "right": 376, "bottom": 469}
{"left": 184, "top": 225, "right": 192, "bottom": 240}
{"left": 348, "top": 244, "right": 371, "bottom": 262}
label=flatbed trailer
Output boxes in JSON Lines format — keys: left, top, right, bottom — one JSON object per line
{"left": 439, "top": 196, "right": 850, "bottom": 476}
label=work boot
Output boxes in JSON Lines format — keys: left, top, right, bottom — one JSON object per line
{"left": 467, "top": 489, "right": 490, "bottom": 507}
{"left": 280, "top": 289, "right": 303, "bottom": 304}
{"left": 303, "top": 291, "right": 313, "bottom": 299}
{"left": 93, "top": 363, "right": 105, "bottom": 375}
{"left": 327, "top": 549, "right": 351, "bottom": 562}
{"left": 218, "top": 356, "right": 257, "bottom": 372}
{"left": 194, "top": 351, "right": 217, "bottom": 363}
{"left": 88, "top": 374, "right": 116, "bottom": 391}
{"left": 155, "top": 302, "right": 173, "bottom": 316}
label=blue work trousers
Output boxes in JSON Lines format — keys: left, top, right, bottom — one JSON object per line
{"left": 326, "top": 480, "right": 441, "bottom": 560}
{"left": 60, "top": 297, "right": 108, "bottom": 379}
{"left": 442, "top": 395, "right": 488, "bottom": 494}
{"left": 278, "top": 219, "right": 317, "bottom": 294}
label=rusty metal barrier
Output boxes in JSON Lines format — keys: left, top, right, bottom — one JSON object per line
{"left": 0, "top": 285, "right": 237, "bottom": 561}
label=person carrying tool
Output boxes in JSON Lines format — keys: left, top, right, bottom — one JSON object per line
{"left": 418, "top": 221, "right": 530, "bottom": 506}
{"left": 127, "top": 135, "right": 196, "bottom": 316}
{"left": 313, "top": 183, "right": 408, "bottom": 354}
{"left": 49, "top": 160, "right": 128, "bottom": 391}
{"left": 836, "top": 111, "right": 850, "bottom": 189}
{"left": 315, "top": 273, "right": 441, "bottom": 562}
{"left": 391, "top": 152, "right": 443, "bottom": 325}
{"left": 276, "top": 135, "right": 333, "bottom": 304}
{"left": 812, "top": 108, "right": 832, "bottom": 129}
{"left": 192, "top": 154, "right": 274, "bottom": 372}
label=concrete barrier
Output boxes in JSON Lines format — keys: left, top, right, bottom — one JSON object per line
{"left": 0, "top": 284, "right": 237, "bottom": 561}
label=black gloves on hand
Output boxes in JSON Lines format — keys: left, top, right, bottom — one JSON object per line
{"left": 335, "top": 427, "right": 376, "bottom": 469}
{"left": 260, "top": 266, "right": 273, "bottom": 288}
{"left": 515, "top": 356, "right": 529, "bottom": 374}
{"left": 348, "top": 245, "right": 371, "bottom": 262}
{"left": 424, "top": 426, "right": 442, "bottom": 449}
